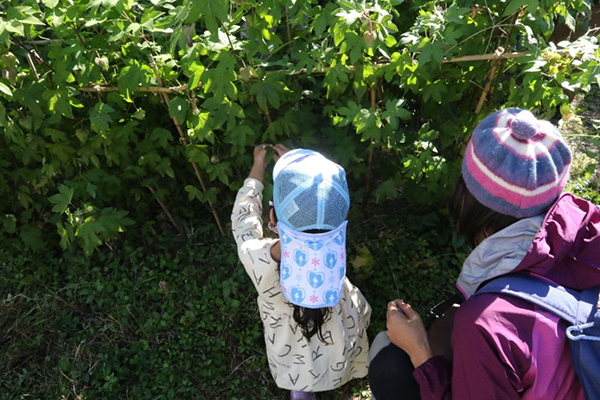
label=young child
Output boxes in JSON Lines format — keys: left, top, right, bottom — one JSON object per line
{"left": 231, "top": 144, "right": 371, "bottom": 399}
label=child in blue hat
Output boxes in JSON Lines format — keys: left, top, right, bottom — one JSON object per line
{"left": 232, "top": 144, "right": 371, "bottom": 399}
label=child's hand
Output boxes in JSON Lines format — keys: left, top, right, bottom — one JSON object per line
{"left": 248, "top": 144, "right": 270, "bottom": 182}
{"left": 386, "top": 299, "right": 433, "bottom": 368}
{"left": 253, "top": 144, "right": 270, "bottom": 170}
{"left": 248, "top": 143, "right": 292, "bottom": 182}
{"left": 271, "top": 144, "right": 291, "bottom": 162}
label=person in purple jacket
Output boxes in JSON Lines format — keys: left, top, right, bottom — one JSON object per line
{"left": 368, "top": 108, "right": 600, "bottom": 400}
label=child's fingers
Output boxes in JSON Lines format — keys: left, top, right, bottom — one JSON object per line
{"left": 253, "top": 144, "right": 269, "bottom": 157}
{"left": 272, "top": 144, "right": 291, "bottom": 160}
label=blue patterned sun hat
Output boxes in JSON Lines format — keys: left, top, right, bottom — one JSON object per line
{"left": 273, "top": 149, "right": 350, "bottom": 232}
{"left": 273, "top": 149, "right": 349, "bottom": 308}
{"left": 278, "top": 220, "right": 347, "bottom": 308}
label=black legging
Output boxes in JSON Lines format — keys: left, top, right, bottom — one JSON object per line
{"left": 368, "top": 342, "right": 421, "bottom": 400}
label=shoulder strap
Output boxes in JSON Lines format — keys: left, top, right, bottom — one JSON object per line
{"left": 476, "top": 274, "right": 593, "bottom": 326}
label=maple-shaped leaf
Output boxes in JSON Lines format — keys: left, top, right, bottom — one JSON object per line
{"left": 89, "top": 102, "right": 115, "bottom": 133}
{"left": 417, "top": 39, "right": 445, "bottom": 65}
{"left": 201, "top": 53, "right": 237, "bottom": 103}
{"left": 49, "top": 184, "right": 74, "bottom": 213}
{"left": 187, "top": 0, "right": 229, "bottom": 35}
{"left": 249, "top": 73, "right": 288, "bottom": 110}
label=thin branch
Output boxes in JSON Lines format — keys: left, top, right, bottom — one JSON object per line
{"left": 146, "top": 185, "right": 186, "bottom": 237}
{"left": 148, "top": 56, "right": 226, "bottom": 237}
{"left": 363, "top": 87, "right": 377, "bottom": 211}
{"left": 76, "top": 51, "right": 532, "bottom": 94}
{"left": 22, "top": 39, "right": 62, "bottom": 45}
{"left": 443, "top": 51, "right": 527, "bottom": 63}
{"left": 78, "top": 84, "right": 189, "bottom": 93}
{"left": 475, "top": 58, "right": 500, "bottom": 114}
{"left": 221, "top": 20, "right": 247, "bottom": 69}
{"left": 285, "top": 7, "right": 292, "bottom": 44}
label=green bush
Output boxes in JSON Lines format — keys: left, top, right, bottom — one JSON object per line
{"left": 0, "top": 0, "right": 598, "bottom": 253}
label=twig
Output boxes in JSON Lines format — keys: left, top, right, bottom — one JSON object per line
{"left": 262, "top": 103, "right": 273, "bottom": 124}
{"left": 148, "top": 56, "right": 226, "bottom": 236}
{"left": 475, "top": 57, "right": 501, "bottom": 114}
{"left": 78, "top": 84, "right": 189, "bottom": 93}
{"left": 228, "top": 356, "right": 255, "bottom": 377}
{"left": 23, "top": 39, "right": 62, "bottom": 45}
{"left": 363, "top": 87, "right": 377, "bottom": 210}
{"left": 221, "top": 21, "right": 246, "bottom": 69}
{"left": 489, "top": 11, "right": 521, "bottom": 104}
{"left": 285, "top": 7, "right": 292, "bottom": 43}
{"left": 75, "top": 51, "right": 531, "bottom": 93}
{"left": 443, "top": 52, "right": 527, "bottom": 63}
{"left": 146, "top": 185, "right": 186, "bottom": 237}
{"left": 25, "top": 52, "right": 39, "bottom": 79}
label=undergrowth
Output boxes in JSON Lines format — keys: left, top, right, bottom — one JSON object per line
{"left": 0, "top": 198, "right": 467, "bottom": 400}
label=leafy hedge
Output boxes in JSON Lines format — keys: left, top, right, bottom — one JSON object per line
{"left": 1, "top": 0, "right": 599, "bottom": 253}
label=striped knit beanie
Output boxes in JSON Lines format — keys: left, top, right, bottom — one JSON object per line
{"left": 462, "top": 108, "right": 572, "bottom": 218}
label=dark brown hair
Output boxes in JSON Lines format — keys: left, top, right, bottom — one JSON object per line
{"left": 449, "top": 175, "right": 519, "bottom": 247}
{"left": 292, "top": 306, "right": 331, "bottom": 343}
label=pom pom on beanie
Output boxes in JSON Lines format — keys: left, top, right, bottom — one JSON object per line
{"left": 462, "top": 108, "right": 572, "bottom": 218}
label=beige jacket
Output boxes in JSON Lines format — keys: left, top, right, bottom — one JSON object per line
{"left": 231, "top": 178, "right": 371, "bottom": 392}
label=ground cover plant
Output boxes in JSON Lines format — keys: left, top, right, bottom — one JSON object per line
{"left": 0, "top": 0, "right": 599, "bottom": 398}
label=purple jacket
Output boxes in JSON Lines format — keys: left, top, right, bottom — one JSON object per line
{"left": 414, "top": 193, "right": 600, "bottom": 399}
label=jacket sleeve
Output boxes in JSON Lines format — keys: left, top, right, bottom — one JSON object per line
{"left": 231, "top": 178, "right": 280, "bottom": 297}
{"left": 414, "top": 295, "right": 527, "bottom": 400}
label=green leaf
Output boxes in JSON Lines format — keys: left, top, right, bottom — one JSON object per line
{"left": 323, "top": 64, "right": 350, "bottom": 99}
{"left": 48, "top": 184, "right": 74, "bottom": 213}
{"left": 339, "top": 32, "right": 364, "bottom": 65}
{"left": 185, "top": 185, "right": 217, "bottom": 203}
{"left": 169, "top": 97, "right": 189, "bottom": 123}
{"left": 89, "top": 102, "right": 115, "bottom": 133}
{"left": 118, "top": 61, "right": 152, "bottom": 98}
{"left": 502, "top": 0, "right": 531, "bottom": 17}
{"left": 185, "top": 185, "right": 203, "bottom": 202}
{"left": 374, "top": 179, "right": 398, "bottom": 202}
{"left": 20, "top": 16, "right": 46, "bottom": 26}
{"left": 187, "top": 0, "right": 229, "bottom": 34}
{"left": 188, "top": 62, "right": 205, "bottom": 90}
{"left": 227, "top": 125, "right": 253, "bottom": 151}
{"left": 417, "top": 40, "right": 445, "bottom": 65}
{"left": 76, "top": 219, "right": 103, "bottom": 253}
{"left": 422, "top": 81, "right": 447, "bottom": 103}
{"left": 201, "top": 53, "right": 237, "bottom": 103}
{"left": 313, "top": 11, "right": 328, "bottom": 37}
{"left": 249, "top": 74, "right": 287, "bottom": 110}
{"left": 20, "top": 226, "right": 44, "bottom": 252}
{"left": 150, "top": 127, "right": 173, "bottom": 148}
{"left": 97, "top": 207, "right": 134, "bottom": 234}
{"left": 335, "top": 9, "right": 362, "bottom": 25}
{"left": 186, "top": 146, "right": 210, "bottom": 167}
{"left": 0, "top": 82, "right": 12, "bottom": 97}
{"left": 0, "top": 103, "right": 6, "bottom": 127}
{"left": 3, "top": 215, "right": 16, "bottom": 234}
{"left": 41, "top": 0, "right": 60, "bottom": 7}
{"left": 45, "top": 89, "right": 73, "bottom": 118}
{"left": 87, "top": 183, "right": 97, "bottom": 199}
